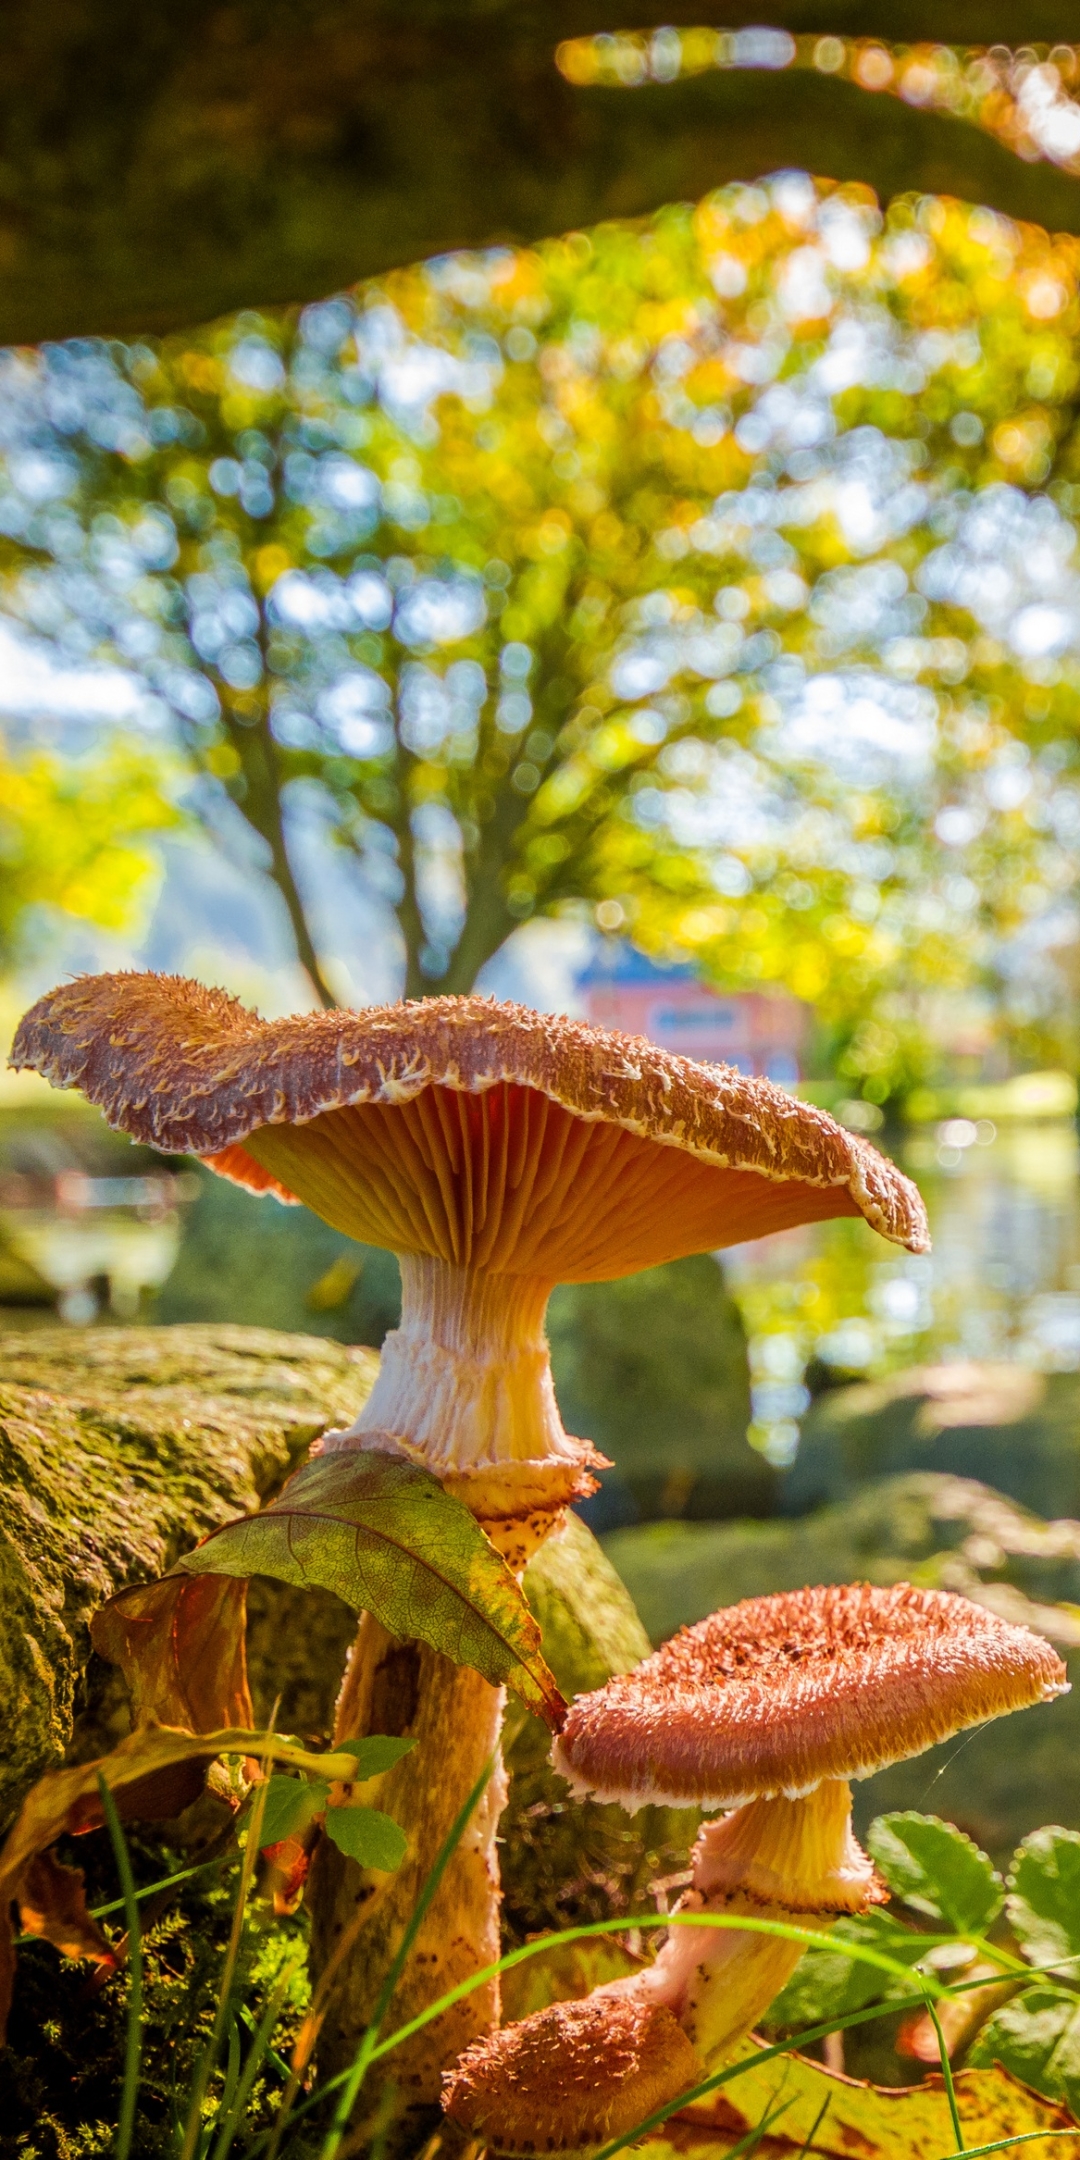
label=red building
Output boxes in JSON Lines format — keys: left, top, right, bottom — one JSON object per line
{"left": 578, "top": 945, "right": 808, "bottom": 1085}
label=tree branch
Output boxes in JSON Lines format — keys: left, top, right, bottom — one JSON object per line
{"left": 5, "top": 3, "right": 1080, "bottom": 345}
{"left": 220, "top": 714, "right": 339, "bottom": 1009}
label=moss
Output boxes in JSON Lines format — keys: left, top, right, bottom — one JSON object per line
{"left": 0, "top": 1322, "right": 376, "bottom": 1825}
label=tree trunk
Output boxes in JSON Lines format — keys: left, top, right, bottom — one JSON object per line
{"left": 307, "top": 1619, "right": 507, "bottom": 2151}
{"left": 224, "top": 716, "right": 339, "bottom": 1010}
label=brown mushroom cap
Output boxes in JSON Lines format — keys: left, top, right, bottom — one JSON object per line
{"left": 442, "top": 1987, "right": 701, "bottom": 2153}
{"left": 11, "top": 974, "right": 927, "bottom": 1279}
{"left": 554, "top": 1582, "right": 1069, "bottom": 1810}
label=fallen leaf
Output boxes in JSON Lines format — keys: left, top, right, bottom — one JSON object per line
{"left": 135, "top": 1450, "right": 564, "bottom": 1725}
{"left": 0, "top": 1722, "right": 363, "bottom": 2041}
{"left": 91, "top": 1573, "right": 251, "bottom": 1730}
{"left": 17, "top": 1849, "right": 112, "bottom": 1970}
{"left": 647, "top": 2042, "right": 1079, "bottom": 2157}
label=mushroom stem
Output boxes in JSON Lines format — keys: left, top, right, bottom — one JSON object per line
{"left": 633, "top": 1780, "right": 879, "bottom": 2064}
{"left": 308, "top": 1614, "right": 508, "bottom": 2149}
{"left": 327, "top": 1255, "right": 573, "bottom": 1474}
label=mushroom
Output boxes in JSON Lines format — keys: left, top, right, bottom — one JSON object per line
{"left": 444, "top": 1581, "right": 1067, "bottom": 2156}
{"left": 550, "top": 1582, "right": 1068, "bottom": 2068}
{"left": 444, "top": 1990, "right": 702, "bottom": 2157}
{"left": 11, "top": 976, "right": 927, "bottom": 2123}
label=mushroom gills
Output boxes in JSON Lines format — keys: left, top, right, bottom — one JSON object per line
{"left": 633, "top": 1780, "right": 881, "bottom": 2064}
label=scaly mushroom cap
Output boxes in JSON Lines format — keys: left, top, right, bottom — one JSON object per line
{"left": 11, "top": 975, "right": 928, "bottom": 1279}
{"left": 442, "top": 1986, "right": 701, "bottom": 2153}
{"left": 554, "top": 1582, "right": 1069, "bottom": 1810}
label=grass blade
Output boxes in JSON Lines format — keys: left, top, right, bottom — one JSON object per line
{"left": 930, "top": 2140, "right": 1080, "bottom": 2158}
{"left": 282, "top": 1908, "right": 950, "bottom": 2141}
{"left": 209, "top": 1961, "right": 301, "bottom": 2160}
{"left": 315, "top": 1755, "right": 495, "bottom": 2160}
{"left": 796, "top": 2095, "right": 832, "bottom": 2157}
{"left": 923, "top": 1989, "right": 967, "bottom": 2154}
{"left": 178, "top": 1774, "right": 271, "bottom": 2160}
{"left": 96, "top": 1773, "right": 142, "bottom": 2160}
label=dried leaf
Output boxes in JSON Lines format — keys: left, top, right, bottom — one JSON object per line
{"left": 91, "top": 1572, "right": 251, "bottom": 1731}
{"left": 262, "top": 1832, "right": 314, "bottom": 1916}
{"left": 17, "top": 1849, "right": 112, "bottom": 1969}
{"left": 0, "top": 1721, "right": 363, "bottom": 2041}
{"left": 168, "top": 1450, "right": 564, "bottom": 1724}
{"left": 653, "top": 2046, "right": 1078, "bottom": 2157}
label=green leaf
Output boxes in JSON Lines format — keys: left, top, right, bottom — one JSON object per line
{"left": 968, "top": 1985, "right": 1080, "bottom": 2117}
{"left": 765, "top": 1909, "right": 928, "bottom": 2032}
{"left": 1008, "top": 1828, "right": 1080, "bottom": 1974}
{"left": 257, "top": 1775, "right": 329, "bottom": 1850}
{"left": 171, "top": 1450, "right": 565, "bottom": 1725}
{"left": 866, "top": 1812, "right": 1004, "bottom": 1934}
{"left": 324, "top": 1806, "right": 407, "bottom": 1871}
{"left": 337, "top": 1735, "right": 417, "bottom": 1782}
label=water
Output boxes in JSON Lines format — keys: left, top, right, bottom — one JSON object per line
{"left": 724, "top": 1119, "right": 1080, "bottom": 1466}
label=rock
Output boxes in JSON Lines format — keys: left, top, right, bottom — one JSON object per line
{"left": 0, "top": 1318, "right": 691, "bottom": 1964}
{"left": 0, "top": 1322, "right": 377, "bottom": 1824}
{"left": 549, "top": 1254, "right": 771, "bottom": 1529}
{"left": 605, "top": 1470, "right": 1080, "bottom": 1861}
{"left": 785, "top": 1362, "right": 1080, "bottom": 1521}
{"left": 154, "top": 1165, "right": 402, "bottom": 1348}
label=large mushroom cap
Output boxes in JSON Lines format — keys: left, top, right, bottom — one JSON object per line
{"left": 442, "top": 1987, "right": 701, "bottom": 2153}
{"left": 11, "top": 974, "right": 927, "bottom": 1280}
{"left": 554, "top": 1582, "right": 1069, "bottom": 1810}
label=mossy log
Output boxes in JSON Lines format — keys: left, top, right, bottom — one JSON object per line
{"left": 0, "top": 1323, "right": 376, "bottom": 1825}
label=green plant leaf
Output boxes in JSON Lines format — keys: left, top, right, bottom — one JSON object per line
{"left": 1008, "top": 1828, "right": 1080, "bottom": 1974}
{"left": 866, "top": 1812, "right": 1004, "bottom": 1933}
{"left": 969, "top": 1985, "right": 1080, "bottom": 2118}
{"left": 324, "top": 1806, "right": 407, "bottom": 1871}
{"left": 765, "top": 1909, "right": 928, "bottom": 2032}
{"left": 257, "top": 1775, "right": 329, "bottom": 1850}
{"left": 168, "top": 1450, "right": 564, "bottom": 1725}
{"left": 337, "top": 1736, "right": 417, "bottom": 1781}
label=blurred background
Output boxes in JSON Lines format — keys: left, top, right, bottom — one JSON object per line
{"left": 8, "top": 137, "right": 1080, "bottom": 1868}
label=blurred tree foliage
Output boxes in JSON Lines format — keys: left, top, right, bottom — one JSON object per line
{"left": 0, "top": 731, "right": 177, "bottom": 966}
{"left": 4, "top": 181, "right": 1080, "bottom": 1086}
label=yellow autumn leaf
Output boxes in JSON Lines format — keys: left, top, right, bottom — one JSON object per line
{"left": 646, "top": 2042, "right": 1079, "bottom": 2158}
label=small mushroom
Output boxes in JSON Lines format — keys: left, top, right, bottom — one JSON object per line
{"left": 10, "top": 977, "right": 928, "bottom": 2118}
{"left": 550, "top": 1582, "right": 1068, "bottom": 2067}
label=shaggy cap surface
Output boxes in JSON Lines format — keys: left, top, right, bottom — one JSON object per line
{"left": 442, "top": 1986, "right": 700, "bottom": 2152}
{"left": 553, "top": 1581, "right": 1069, "bottom": 1809}
{"left": 12, "top": 975, "right": 927, "bottom": 1276}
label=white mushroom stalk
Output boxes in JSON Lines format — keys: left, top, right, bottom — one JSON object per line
{"left": 322, "top": 1256, "right": 571, "bottom": 1475}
